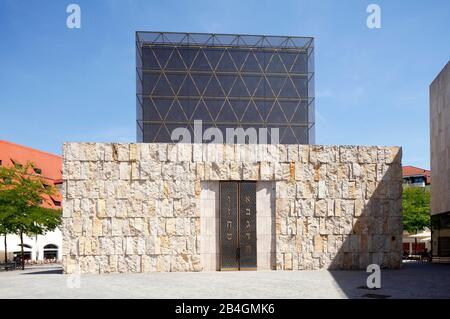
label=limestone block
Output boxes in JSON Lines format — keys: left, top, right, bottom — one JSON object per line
{"left": 204, "top": 144, "right": 224, "bottom": 163}
{"left": 287, "top": 145, "right": 299, "bottom": 162}
{"left": 117, "top": 255, "right": 127, "bottom": 273}
{"left": 264, "top": 144, "right": 279, "bottom": 163}
{"left": 276, "top": 198, "right": 291, "bottom": 217}
{"left": 126, "top": 255, "right": 141, "bottom": 272}
{"left": 242, "top": 162, "right": 259, "bottom": 180}
{"left": 284, "top": 253, "right": 293, "bottom": 270}
{"left": 294, "top": 162, "right": 314, "bottom": 181}
{"left": 274, "top": 162, "right": 290, "bottom": 180}
{"left": 176, "top": 144, "right": 192, "bottom": 162}
{"left": 166, "top": 218, "right": 177, "bottom": 235}
{"left": 363, "top": 164, "right": 377, "bottom": 182}
{"left": 109, "top": 255, "right": 118, "bottom": 273}
{"left": 72, "top": 218, "right": 82, "bottom": 235}
{"left": 157, "top": 255, "right": 171, "bottom": 272}
{"left": 63, "top": 199, "right": 73, "bottom": 218}
{"left": 314, "top": 235, "right": 324, "bottom": 252}
{"left": 63, "top": 143, "right": 80, "bottom": 161}
{"left": 311, "top": 146, "right": 338, "bottom": 163}
{"left": 192, "top": 254, "right": 202, "bottom": 271}
{"left": 225, "top": 162, "right": 238, "bottom": 180}
{"left": 277, "top": 145, "right": 288, "bottom": 162}
{"left": 384, "top": 147, "right": 401, "bottom": 164}
{"left": 92, "top": 218, "right": 103, "bottom": 236}
{"left": 158, "top": 144, "right": 168, "bottom": 162}
{"left": 297, "top": 180, "right": 317, "bottom": 199}
{"left": 260, "top": 162, "right": 274, "bottom": 180}
{"left": 295, "top": 199, "right": 315, "bottom": 217}
{"left": 276, "top": 181, "right": 296, "bottom": 199}
{"left": 339, "top": 146, "right": 358, "bottom": 163}
{"left": 318, "top": 180, "right": 328, "bottom": 199}
{"left": 223, "top": 144, "right": 235, "bottom": 162}
{"left": 315, "top": 199, "right": 328, "bottom": 217}
{"left": 205, "top": 162, "right": 228, "bottom": 180}
{"left": 129, "top": 144, "right": 137, "bottom": 162}
{"left": 125, "top": 236, "right": 135, "bottom": 255}
{"left": 357, "top": 146, "right": 378, "bottom": 163}
{"left": 299, "top": 145, "right": 309, "bottom": 163}
{"left": 119, "top": 162, "right": 130, "bottom": 180}
{"left": 170, "top": 254, "right": 190, "bottom": 271}
{"left": 141, "top": 255, "right": 157, "bottom": 272}
{"left": 63, "top": 161, "right": 80, "bottom": 180}
{"left": 113, "top": 143, "right": 130, "bottom": 161}
{"left": 136, "top": 237, "right": 146, "bottom": 255}
{"left": 172, "top": 237, "right": 187, "bottom": 254}
{"left": 167, "top": 144, "right": 177, "bottom": 162}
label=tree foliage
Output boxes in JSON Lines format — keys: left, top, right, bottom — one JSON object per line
{"left": 402, "top": 186, "right": 430, "bottom": 234}
{"left": 0, "top": 163, "right": 61, "bottom": 267}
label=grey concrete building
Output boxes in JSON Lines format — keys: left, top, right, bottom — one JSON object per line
{"left": 430, "top": 61, "right": 450, "bottom": 262}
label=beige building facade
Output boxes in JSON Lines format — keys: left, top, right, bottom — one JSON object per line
{"left": 62, "top": 143, "right": 402, "bottom": 274}
{"left": 430, "top": 61, "right": 450, "bottom": 261}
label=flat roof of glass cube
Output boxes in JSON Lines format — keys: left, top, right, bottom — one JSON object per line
{"left": 136, "top": 31, "right": 314, "bottom": 50}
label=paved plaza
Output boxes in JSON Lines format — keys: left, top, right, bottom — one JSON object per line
{"left": 0, "top": 262, "right": 449, "bottom": 299}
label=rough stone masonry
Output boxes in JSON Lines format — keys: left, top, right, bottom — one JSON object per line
{"left": 62, "top": 143, "right": 402, "bottom": 274}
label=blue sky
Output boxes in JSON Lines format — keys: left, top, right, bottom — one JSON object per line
{"left": 1, "top": 0, "right": 449, "bottom": 169}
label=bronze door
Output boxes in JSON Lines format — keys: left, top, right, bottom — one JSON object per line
{"left": 220, "top": 182, "right": 257, "bottom": 270}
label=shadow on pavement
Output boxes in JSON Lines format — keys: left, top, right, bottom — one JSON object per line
{"left": 22, "top": 268, "right": 63, "bottom": 275}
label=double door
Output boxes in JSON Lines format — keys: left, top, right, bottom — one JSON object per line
{"left": 220, "top": 182, "right": 257, "bottom": 270}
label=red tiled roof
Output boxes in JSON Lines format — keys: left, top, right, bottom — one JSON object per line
{"left": 0, "top": 140, "right": 62, "bottom": 210}
{"left": 402, "top": 166, "right": 431, "bottom": 184}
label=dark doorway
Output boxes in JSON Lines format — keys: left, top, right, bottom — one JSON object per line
{"left": 219, "top": 181, "right": 257, "bottom": 270}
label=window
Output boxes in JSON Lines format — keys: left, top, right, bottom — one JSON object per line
{"left": 12, "top": 161, "right": 22, "bottom": 169}
{"left": 33, "top": 167, "right": 42, "bottom": 175}
{"left": 0, "top": 160, "right": 2, "bottom": 166}
{"left": 52, "top": 200, "right": 61, "bottom": 207}
{"left": 43, "top": 244, "right": 58, "bottom": 260}
{"left": 431, "top": 212, "right": 450, "bottom": 257}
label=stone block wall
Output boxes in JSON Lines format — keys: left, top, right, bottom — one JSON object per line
{"left": 430, "top": 61, "right": 450, "bottom": 216}
{"left": 62, "top": 143, "right": 402, "bottom": 274}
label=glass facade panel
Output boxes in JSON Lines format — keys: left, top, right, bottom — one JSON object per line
{"left": 136, "top": 31, "right": 315, "bottom": 144}
{"left": 431, "top": 212, "right": 450, "bottom": 258}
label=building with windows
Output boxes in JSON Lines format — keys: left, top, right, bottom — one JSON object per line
{"left": 430, "top": 61, "right": 450, "bottom": 263}
{"left": 402, "top": 166, "right": 431, "bottom": 187}
{"left": 0, "top": 140, "right": 62, "bottom": 262}
{"left": 136, "top": 32, "right": 315, "bottom": 144}
{"left": 401, "top": 166, "right": 431, "bottom": 256}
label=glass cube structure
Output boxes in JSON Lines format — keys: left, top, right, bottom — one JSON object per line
{"left": 136, "top": 31, "right": 315, "bottom": 144}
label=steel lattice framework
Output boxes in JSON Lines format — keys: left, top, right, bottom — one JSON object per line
{"left": 136, "top": 31, "right": 315, "bottom": 144}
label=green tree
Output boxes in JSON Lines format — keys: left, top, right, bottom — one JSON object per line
{"left": 0, "top": 163, "right": 61, "bottom": 269}
{"left": 0, "top": 209, "right": 14, "bottom": 263}
{"left": 403, "top": 186, "right": 430, "bottom": 234}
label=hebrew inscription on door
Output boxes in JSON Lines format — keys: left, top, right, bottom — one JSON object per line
{"left": 220, "top": 182, "right": 257, "bottom": 270}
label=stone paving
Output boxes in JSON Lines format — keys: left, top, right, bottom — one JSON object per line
{"left": 0, "top": 262, "right": 449, "bottom": 299}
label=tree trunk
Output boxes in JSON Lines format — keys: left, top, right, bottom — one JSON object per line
{"left": 414, "top": 230, "right": 418, "bottom": 255}
{"left": 3, "top": 234, "right": 7, "bottom": 263}
{"left": 20, "top": 231, "right": 24, "bottom": 270}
